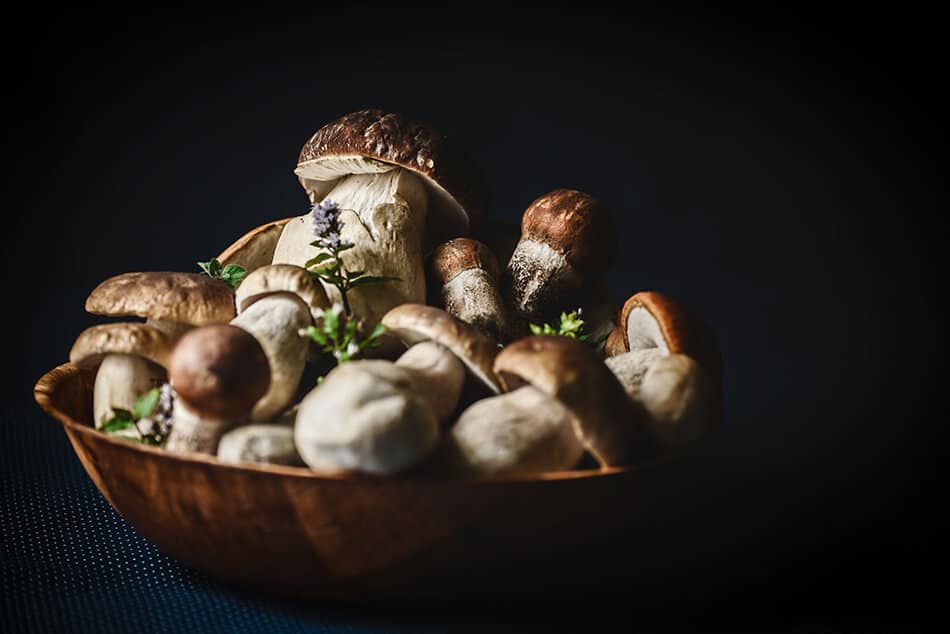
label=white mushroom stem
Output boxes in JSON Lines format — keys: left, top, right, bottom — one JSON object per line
{"left": 441, "top": 269, "right": 509, "bottom": 341}
{"left": 217, "top": 424, "right": 303, "bottom": 466}
{"left": 231, "top": 293, "right": 311, "bottom": 421}
{"left": 272, "top": 166, "right": 429, "bottom": 327}
{"left": 394, "top": 341, "right": 465, "bottom": 422}
{"left": 294, "top": 360, "right": 441, "bottom": 475}
{"left": 144, "top": 318, "right": 193, "bottom": 339}
{"left": 606, "top": 350, "right": 715, "bottom": 448}
{"left": 92, "top": 354, "right": 165, "bottom": 428}
{"left": 506, "top": 239, "right": 583, "bottom": 320}
{"left": 165, "top": 400, "right": 234, "bottom": 454}
{"left": 447, "top": 385, "right": 584, "bottom": 476}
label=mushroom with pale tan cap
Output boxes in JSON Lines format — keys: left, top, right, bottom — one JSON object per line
{"left": 85, "top": 271, "right": 237, "bottom": 337}
{"left": 443, "top": 385, "right": 585, "bottom": 477}
{"left": 234, "top": 263, "right": 330, "bottom": 321}
{"left": 604, "top": 291, "right": 722, "bottom": 447}
{"left": 293, "top": 305, "right": 499, "bottom": 475}
{"left": 70, "top": 323, "right": 175, "bottom": 429}
{"left": 493, "top": 335, "right": 644, "bottom": 468}
{"left": 272, "top": 109, "right": 489, "bottom": 329}
{"left": 165, "top": 325, "right": 270, "bottom": 454}
{"left": 429, "top": 237, "right": 511, "bottom": 343}
{"left": 505, "top": 189, "right": 616, "bottom": 323}
{"left": 216, "top": 218, "right": 293, "bottom": 273}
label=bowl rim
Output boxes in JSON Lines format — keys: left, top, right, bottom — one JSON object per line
{"left": 34, "top": 362, "right": 673, "bottom": 485}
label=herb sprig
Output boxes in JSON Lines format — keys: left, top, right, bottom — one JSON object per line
{"left": 302, "top": 306, "right": 386, "bottom": 367}
{"left": 101, "top": 387, "right": 168, "bottom": 446}
{"left": 198, "top": 258, "right": 246, "bottom": 290}
{"left": 529, "top": 308, "right": 608, "bottom": 350}
{"left": 305, "top": 199, "right": 398, "bottom": 317}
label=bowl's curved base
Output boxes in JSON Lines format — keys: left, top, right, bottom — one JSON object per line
{"left": 36, "top": 363, "right": 688, "bottom": 599}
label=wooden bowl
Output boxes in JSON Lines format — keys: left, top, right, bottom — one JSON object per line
{"left": 34, "top": 220, "right": 696, "bottom": 599}
{"left": 33, "top": 363, "right": 689, "bottom": 599}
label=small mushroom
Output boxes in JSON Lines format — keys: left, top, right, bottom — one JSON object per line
{"left": 230, "top": 289, "right": 312, "bottom": 421}
{"left": 605, "top": 291, "right": 723, "bottom": 446}
{"left": 493, "top": 335, "right": 645, "bottom": 468}
{"left": 294, "top": 306, "right": 499, "bottom": 475}
{"left": 84, "top": 271, "right": 236, "bottom": 337}
{"left": 165, "top": 325, "right": 270, "bottom": 454}
{"left": 217, "top": 424, "right": 304, "bottom": 466}
{"left": 615, "top": 291, "right": 722, "bottom": 388}
{"left": 444, "top": 385, "right": 585, "bottom": 477}
{"left": 70, "top": 323, "right": 174, "bottom": 428}
{"left": 505, "top": 189, "right": 616, "bottom": 323}
{"left": 429, "top": 237, "right": 510, "bottom": 342}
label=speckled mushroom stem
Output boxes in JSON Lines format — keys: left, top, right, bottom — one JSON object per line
{"left": 165, "top": 401, "right": 235, "bottom": 454}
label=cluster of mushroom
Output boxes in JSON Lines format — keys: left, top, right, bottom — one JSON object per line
{"left": 67, "top": 108, "right": 722, "bottom": 477}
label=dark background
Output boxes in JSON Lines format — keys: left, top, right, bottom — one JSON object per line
{"left": 3, "top": 3, "right": 945, "bottom": 631}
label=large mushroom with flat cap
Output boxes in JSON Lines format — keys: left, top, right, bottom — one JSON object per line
{"left": 604, "top": 290, "right": 722, "bottom": 447}
{"left": 429, "top": 237, "right": 511, "bottom": 342}
{"left": 165, "top": 325, "right": 270, "bottom": 454}
{"left": 85, "top": 271, "right": 236, "bottom": 338}
{"left": 294, "top": 305, "right": 499, "bottom": 475}
{"left": 272, "top": 109, "right": 489, "bottom": 329}
{"left": 70, "top": 323, "right": 175, "bottom": 428}
{"left": 493, "top": 335, "right": 646, "bottom": 468}
{"left": 505, "top": 189, "right": 616, "bottom": 323}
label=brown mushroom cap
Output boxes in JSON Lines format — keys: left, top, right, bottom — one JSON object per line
{"left": 217, "top": 217, "right": 293, "bottom": 272}
{"left": 604, "top": 326, "right": 628, "bottom": 358}
{"left": 429, "top": 237, "right": 500, "bottom": 285}
{"left": 619, "top": 291, "right": 722, "bottom": 388}
{"left": 295, "top": 109, "right": 489, "bottom": 238}
{"left": 520, "top": 189, "right": 616, "bottom": 278}
{"left": 167, "top": 324, "right": 270, "bottom": 420}
{"left": 381, "top": 304, "right": 501, "bottom": 393}
{"left": 85, "top": 272, "right": 236, "bottom": 325}
{"left": 69, "top": 323, "right": 176, "bottom": 369}
{"left": 493, "top": 335, "right": 644, "bottom": 467}
{"left": 234, "top": 264, "right": 330, "bottom": 319}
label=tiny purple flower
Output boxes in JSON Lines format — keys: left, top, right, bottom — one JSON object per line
{"left": 311, "top": 199, "right": 344, "bottom": 238}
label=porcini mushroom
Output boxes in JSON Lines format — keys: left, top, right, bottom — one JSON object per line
{"left": 234, "top": 263, "right": 330, "bottom": 321}
{"left": 505, "top": 189, "right": 616, "bottom": 323}
{"left": 429, "top": 237, "right": 510, "bottom": 342}
{"left": 294, "top": 305, "right": 499, "bottom": 475}
{"left": 444, "top": 385, "right": 585, "bottom": 476}
{"left": 165, "top": 325, "right": 270, "bottom": 454}
{"left": 615, "top": 291, "right": 722, "bottom": 387}
{"left": 272, "top": 109, "right": 489, "bottom": 328}
{"left": 217, "top": 218, "right": 293, "bottom": 273}
{"left": 605, "top": 291, "right": 723, "bottom": 446}
{"left": 85, "top": 271, "right": 236, "bottom": 337}
{"left": 230, "top": 289, "right": 313, "bottom": 421}
{"left": 69, "top": 323, "right": 175, "bottom": 428}
{"left": 493, "top": 335, "right": 645, "bottom": 468}
{"left": 217, "top": 424, "right": 304, "bottom": 466}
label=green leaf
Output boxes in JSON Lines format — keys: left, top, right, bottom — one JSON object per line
{"left": 101, "top": 408, "right": 135, "bottom": 433}
{"left": 347, "top": 275, "right": 401, "bottom": 288}
{"left": 221, "top": 264, "right": 247, "bottom": 288}
{"left": 304, "top": 252, "right": 334, "bottom": 268}
{"left": 336, "top": 243, "right": 355, "bottom": 253}
{"left": 304, "top": 324, "right": 328, "bottom": 345}
{"left": 133, "top": 388, "right": 160, "bottom": 419}
{"left": 529, "top": 323, "right": 543, "bottom": 335}
{"left": 345, "top": 269, "right": 367, "bottom": 279}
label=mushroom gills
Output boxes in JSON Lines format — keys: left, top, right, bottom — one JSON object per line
{"left": 447, "top": 386, "right": 584, "bottom": 476}
{"left": 272, "top": 168, "right": 429, "bottom": 327}
{"left": 625, "top": 305, "right": 670, "bottom": 353}
{"left": 93, "top": 354, "right": 165, "bottom": 428}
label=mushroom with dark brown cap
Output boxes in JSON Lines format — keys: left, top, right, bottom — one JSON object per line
{"left": 429, "top": 237, "right": 511, "bottom": 342}
{"left": 70, "top": 323, "right": 175, "bottom": 428}
{"left": 443, "top": 385, "right": 585, "bottom": 477}
{"left": 493, "top": 335, "right": 645, "bottom": 468}
{"left": 505, "top": 189, "right": 616, "bottom": 323}
{"left": 293, "top": 305, "right": 499, "bottom": 475}
{"left": 85, "top": 271, "right": 237, "bottom": 338}
{"left": 165, "top": 325, "right": 270, "bottom": 454}
{"left": 272, "top": 109, "right": 490, "bottom": 329}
